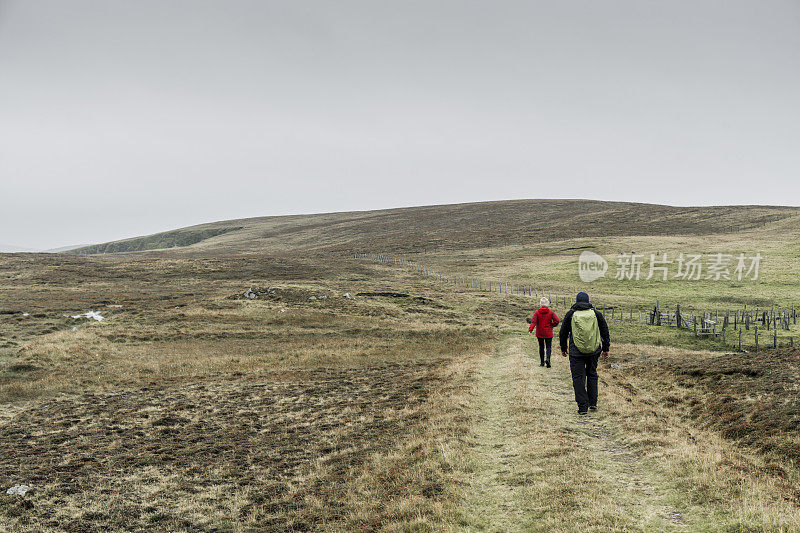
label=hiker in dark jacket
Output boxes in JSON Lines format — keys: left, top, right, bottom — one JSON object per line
{"left": 528, "top": 297, "right": 560, "bottom": 367}
{"left": 559, "top": 292, "right": 610, "bottom": 415}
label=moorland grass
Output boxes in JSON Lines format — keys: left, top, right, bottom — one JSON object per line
{"left": 1, "top": 204, "right": 799, "bottom": 530}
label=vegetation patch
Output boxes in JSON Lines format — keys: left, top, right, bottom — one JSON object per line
{"left": 69, "top": 226, "right": 243, "bottom": 254}
{"left": 0, "top": 359, "right": 460, "bottom": 530}
{"left": 621, "top": 347, "right": 800, "bottom": 465}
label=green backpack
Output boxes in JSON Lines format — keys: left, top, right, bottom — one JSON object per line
{"left": 571, "top": 309, "right": 601, "bottom": 354}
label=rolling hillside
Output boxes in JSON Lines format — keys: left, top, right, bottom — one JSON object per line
{"left": 4, "top": 199, "right": 800, "bottom": 530}
{"left": 68, "top": 199, "right": 800, "bottom": 256}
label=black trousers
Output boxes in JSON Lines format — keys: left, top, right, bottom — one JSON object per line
{"left": 569, "top": 354, "right": 599, "bottom": 409}
{"left": 537, "top": 337, "right": 552, "bottom": 363}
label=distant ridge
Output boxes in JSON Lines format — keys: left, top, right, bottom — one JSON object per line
{"left": 45, "top": 244, "right": 92, "bottom": 253}
{"left": 66, "top": 199, "right": 800, "bottom": 256}
{"left": 0, "top": 244, "right": 92, "bottom": 253}
{"left": 0, "top": 244, "right": 40, "bottom": 253}
{"left": 70, "top": 227, "right": 243, "bottom": 255}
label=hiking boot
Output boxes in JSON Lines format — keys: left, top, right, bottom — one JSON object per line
{"left": 578, "top": 409, "right": 588, "bottom": 415}
{"left": 540, "top": 361, "right": 545, "bottom": 367}
{"left": 589, "top": 405, "right": 598, "bottom": 411}
{"left": 546, "top": 360, "right": 551, "bottom": 368}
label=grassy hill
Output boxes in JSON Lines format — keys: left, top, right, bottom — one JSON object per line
{"left": 67, "top": 199, "right": 800, "bottom": 256}
{"left": 3, "top": 199, "right": 800, "bottom": 530}
{"left": 2, "top": 248, "right": 799, "bottom": 530}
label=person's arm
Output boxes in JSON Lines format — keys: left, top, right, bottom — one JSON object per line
{"left": 595, "top": 310, "right": 611, "bottom": 356}
{"left": 550, "top": 311, "right": 560, "bottom": 328}
{"left": 559, "top": 310, "right": 573, "bottom": 355}
{"left": 528, "top": 314, "right": 536, "bottom": 334}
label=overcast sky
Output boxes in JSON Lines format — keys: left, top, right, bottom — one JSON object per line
{"left": 1, "top": 1, "right": 798, "bottom": 250}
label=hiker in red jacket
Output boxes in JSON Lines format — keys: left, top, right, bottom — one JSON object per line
{"left": 528, "top": 297, "right": 560, "bottom": 367}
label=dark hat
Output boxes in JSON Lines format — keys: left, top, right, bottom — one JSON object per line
{"left": 576, "top": 292, "right": 590, "bottom": 303}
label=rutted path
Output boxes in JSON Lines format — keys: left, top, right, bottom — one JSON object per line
{"left": 454, "top": 336, "right": 701, "bottom": 531}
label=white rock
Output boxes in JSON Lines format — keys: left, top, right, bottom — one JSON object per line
{"left": 6, "top": 484, "right": 31, "bottom": 496}
{"left": 22, "top": 313, "right": 29, "bottom": 317}
{"left": 610, "top": 363, "right": 621, "bottom": 369}
{"left": 243, "top": 289, "right": 258, "bottom": 300}
{"left": 344, "top": 293, "right": 353, "bottom": 299}
{"left": 72, "top": 311, "right": 104, "bottom": 321}
{"left": 308, "top": 296, "right": 317, "bottom": 301}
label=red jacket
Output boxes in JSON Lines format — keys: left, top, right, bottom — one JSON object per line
{"left": 529, "top": 306, "right": 560, "bottom": 338}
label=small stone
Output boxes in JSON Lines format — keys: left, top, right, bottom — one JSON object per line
{"left": 6, "top": 484, "right": 32, "bottom": 496}
{"left": 308, "top": 296, "right": 317, "bottom": 301}
{"left": 71, "top": 311, "right": 104, "bottom": 321}
{"left": 243, "top": 289, "right": 258, "bottom": 300}
{"left": 610, "top": 363, "right": 621, "bottom": 369}
{"left": 343, "top": 293, "right": 353, "bottom": 299}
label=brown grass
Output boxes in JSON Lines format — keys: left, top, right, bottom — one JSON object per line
{"left": 1, "top": 233, "right": 799, "bottom": 530}
{"left": 0, "top": 252, "right": 495, "bottom": 531}
{"left": 614, "top": 345, "right": 800, "bottom": 466}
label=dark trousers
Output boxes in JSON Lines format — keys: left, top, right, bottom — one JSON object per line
{"left": 537, "top": 337, "right": 552, "bottom": 364}
{"left": 569, "top": 354, "right": 599, "bottom": 409}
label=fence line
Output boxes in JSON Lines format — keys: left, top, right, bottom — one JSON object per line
{"left": 353, "top": 252, "right": 799, "bottom": 353}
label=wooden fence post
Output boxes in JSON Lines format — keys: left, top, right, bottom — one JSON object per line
{"left": 755, "top": 326, "right": 759, "bottom": 353}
